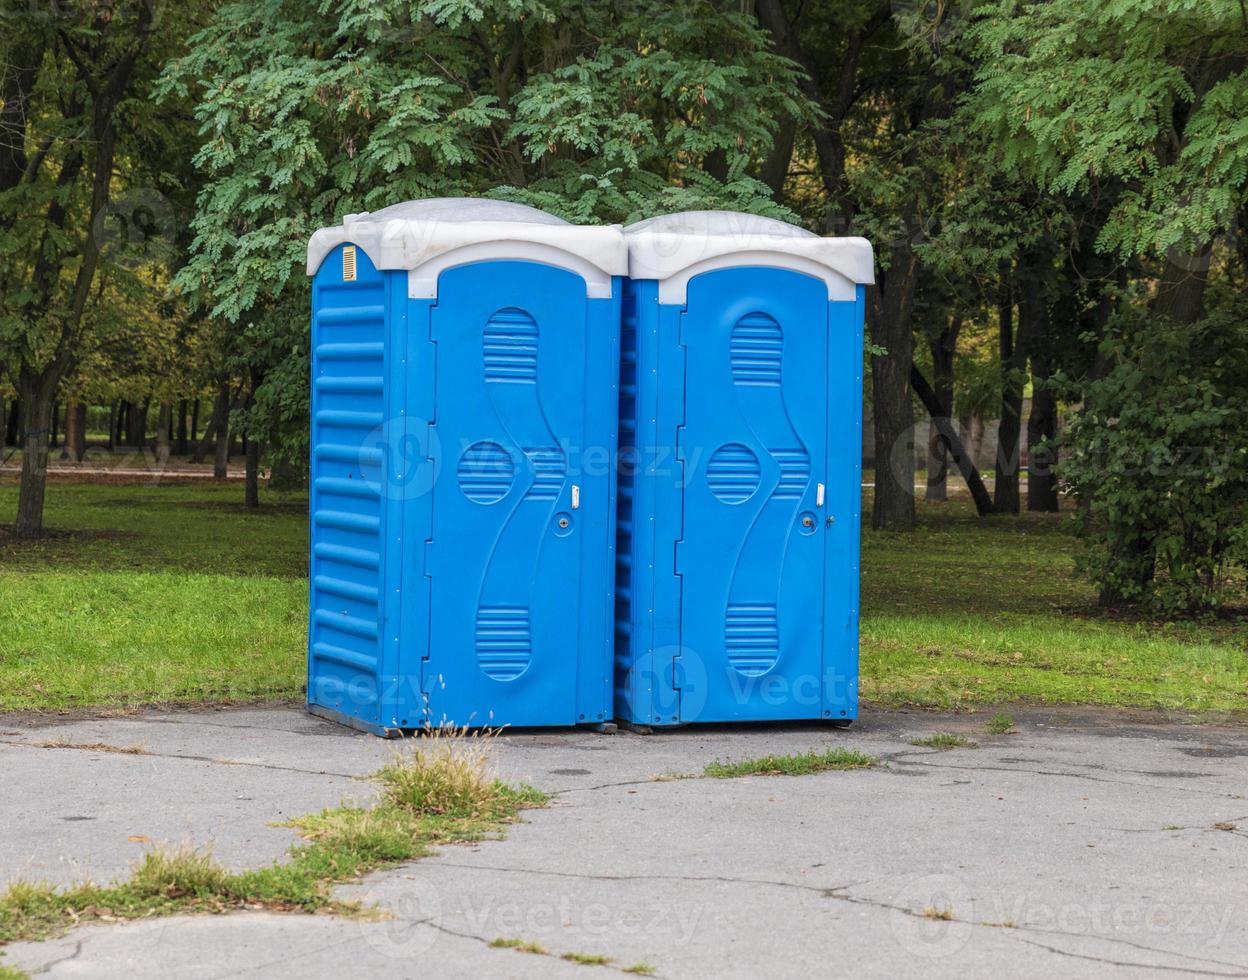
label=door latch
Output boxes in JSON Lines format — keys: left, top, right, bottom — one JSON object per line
{"left": 571, "top": 485, "right": 581, "bottom": 510}
{"left": 816, "top": 483, "right": 825, "bottom": 507}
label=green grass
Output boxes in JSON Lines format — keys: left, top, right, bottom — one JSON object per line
{"left": 561, "top": 951, "right": 613, "bottom": 965}
{"left": 910, "top": 732, "right": 978, "bottom": 750}
{"left": 0, "top": 735, "right": 548, "bottom": 947}
{"left": 490, "top": 938, "right": 548, "bottom": 955}
{"left": 1, "top": 480, "right": 1246, "bottom": 717}
{"left": 623, "top": 964, "right": 657, "bottom": 975}
{"left": 703, "top": 747, "right": 877, "bottom": 778}
{"left": 860, "top": 496, "right": 1248, "bottom": 716}
{"left": 0, "top": 480, "right": 306, "bottom": 710}
{"left": 985, "top": 713, "right": 1016, "bottom": 735}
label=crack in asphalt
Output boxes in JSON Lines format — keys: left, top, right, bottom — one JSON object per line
{"left": 200, "top": 927, "right": 363, "bottom": 980}
{"left": 0, "top": 738, "right": 364, "bottom": 780}
{"left": 883, "top": 750, "right": 1245, "bottom": 799}
{"left": 424, "top": 861, "right": 1248, "bottom": 975}
{"left": 557, "top": 776, "right": 687, "bottom": 794}
{"left": 121, "top": 716, "right": 353, "bottom": 738}
{"left": 1018, "top": 937, "right": 1248, "bottom": 977}
{"left": 22, "top": 937, "right": 84, "bottom": 976}
{"left": 420, "top": 916, "right": 676, "bottom": 979}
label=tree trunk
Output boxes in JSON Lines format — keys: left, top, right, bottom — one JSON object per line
{"left": 211, "top": 382, "right": 230, "bottom": 479}
{"left": 5, "top": 399, "right": 19, "bottom": 447}
{"left": 61, "top": 402, "right": 87, "bottom": 462}
{"left": 994, "top": 285, "right": 1025, "bottom": 515}
{"left": 911, "top": 365, "right": 993, "bottom": 517}
{"left": 759, "top": 118, "right": 796, "bottom": 199}
{"left": 193, "top": 418, "right": 216, "bottom": 464}
{"left": 50, "top": 400, "right": 58, "bottom": 448}
{"left": 176, "top": 398, "right": 188, "bottom": 455}
{"left": 925, "top": 316, "right": 961, "bottom": 502}
{"left": 14, "top": 379, "right": 53, "bottom": 538}
{"left": 756, "top": 0, "right": 885, "bottom": 232}
{"left": 868, "top": 247, "right": 920, "bottom": 531}
{"left": 190, "top": 398, "right": 200, "bottom": 445}
{"left": 127, "top": 397, "right": 149, "bottom": 448}
{"left": 244, "top": 435, "right": 261, "bottom": 509}
{"left": 155, "top": 401, "right": 172, "bottom": 464}
{"left": 1027, "top": 354, "right": 1060, "bottom": 512}
{"left": 1153, "top": 260, "right": 1207, "bottom": 324}
{"left": 116, "top": 400, "right": 128, "bottom": 446}
{"left": 106, "top": 401, "right": 117, "bottom": 451}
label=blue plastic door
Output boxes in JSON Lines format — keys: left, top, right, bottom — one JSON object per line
{"left": 423, "top": 261, "right": 589, "bottom": 727}
{"left": 676, "top": 268, "right": 830, "bottom": 721}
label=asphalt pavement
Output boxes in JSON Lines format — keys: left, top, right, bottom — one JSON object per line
{"left": 2, "top": 704, "right": 1246, "bottom": 978}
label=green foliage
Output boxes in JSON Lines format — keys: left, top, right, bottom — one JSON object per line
{"left": 1059, "top": 307, "right": 1248, "bottom": 614}
{"left": 159, "top": 0, "right": 813, "bottom": 466}
{"left": 967, "top": 0, "right": 1248, "bottom": 262}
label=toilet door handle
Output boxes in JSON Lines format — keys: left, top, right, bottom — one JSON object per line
{"left": 816, "top": 483, "right": 825, "bottom": 507}
{"left": 571, "top": 484, "right": 581, "bottom": 510}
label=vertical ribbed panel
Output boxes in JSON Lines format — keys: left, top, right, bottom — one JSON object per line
{"left": 730, "top": 312, "right": 783, "bottom": 386}
{"left": 725, "top": 602, "right": 780, "bottom": 676}
{"left": 309, "top": 253, "right": 387, "bottom": 722}
{"left": 475, "top": 605, "right": 532, "bottom": 681}
{"left": 483, "top": 307, "right": 538, "bottom": 382}
{"left": 614, "top": 283, "right": 640, "bottom": 665}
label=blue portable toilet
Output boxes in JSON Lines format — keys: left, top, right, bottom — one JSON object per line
{"left": 305, "top": 199, "right": 628, "bottom": 734}
{"left": 614, "top": 211, "right": 875, "bottom": 726}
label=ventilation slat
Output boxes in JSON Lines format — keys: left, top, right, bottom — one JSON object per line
{"left": 726, "top": 602, "right": 780, "bottom": 677}
{"left": 476, "top": 605, "right": 532, "bottom": 681}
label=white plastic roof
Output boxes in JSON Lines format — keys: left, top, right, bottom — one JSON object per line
{"left": 624, "top": 210, "right": 875, "bottom": 303}
{"left": 306, "top": 198, "right": 628, "bottom": 298}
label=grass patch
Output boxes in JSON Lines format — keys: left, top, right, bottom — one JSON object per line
{"left": 623, "top": 964, "right": 657, "bottom": 976}
{"left": 561, "top": 952, "right": 613, "bottom": 965}
{"left": 923, "top": 905, "right": 954, "bottom": 921}
{"left": 703, "top": 747, "right": 876, "bottom": 778}
{"left": 0, "top": 732, "right": 547, "bottom": 947}
{"left": 860, "top": 496, "right": 1248, "bottom": 716}
{"left": 36, "top": 739, "right": 148, "bottom": 755}
{"left": 0, "top": 962, "right": 29, "bottom": 980}
{"left": 910, "top": 732, "right": 978, "bottom": 750}
{"left": 490, "top": 937, "right": 548, "bottom": 955}
{"left": 985, "top": 713, "right": 1016, "bottom": 735}
{"left": 0, "top": 481, "right": 306, "bottom": 711}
